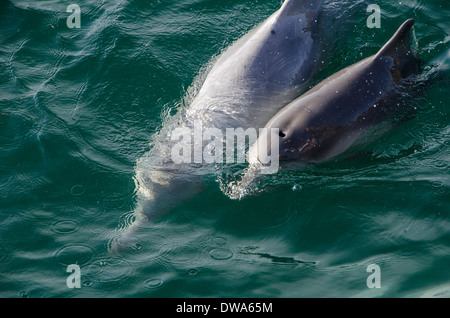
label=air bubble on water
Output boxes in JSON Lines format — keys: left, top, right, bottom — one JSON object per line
{"left": 209, "top": 248, "right": 233, "bottom": 260}
{"left": 55, "top": 244, "right": 95, "bottom": 266}
{"left": 70, "top": 184, "right": 85, "bottom": 196}
{"left": 187, "top": 268, "right": 199, "bottom": 276}
{"left": 212, "top": 236, "right": 228, "bottom": 246}
{"left": 145, "top": 278, "right": 163, "bottom": 289}
{"left": 52, "top": 220, "right": 80, "bottom": 234}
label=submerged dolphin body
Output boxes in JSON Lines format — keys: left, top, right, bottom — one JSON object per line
{"left": 111, "top": 0, "right": 323, "bottom": 252}
{"left": 236, "top": 19, "right": 421, "bottom": 193}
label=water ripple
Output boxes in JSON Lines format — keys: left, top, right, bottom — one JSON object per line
{"left": 144, "top": 278, "right": 164, "bottom": 289}
{"left": 83, "top": 257, "right": 133, "bottom": 284}
{"left": 159, "top": 242, "right": 204, "bottom": 266}
{"left": 209, "top": 248, "right": 233, "bottom": 261}
{"left": 55, "top": 244, "right": 95, "bottom": 266}
{"left": 51, "top": 220, "right": 80, "bottom": 234}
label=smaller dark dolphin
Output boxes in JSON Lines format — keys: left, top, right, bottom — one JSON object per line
{"left": 250, "top": 19, "right": 421, "bottom": 166}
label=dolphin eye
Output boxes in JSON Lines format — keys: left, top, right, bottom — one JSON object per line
{"left": 279, "top": 130, "right": 286, "bottom": 138}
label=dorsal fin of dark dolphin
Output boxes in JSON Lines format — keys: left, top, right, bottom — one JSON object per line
{"left": 376, "top": 19, "right": 421, "bottom": 78}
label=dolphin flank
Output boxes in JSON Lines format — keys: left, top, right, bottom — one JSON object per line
{"left": 237, "top": 19, "right": 421, "bottom": 193}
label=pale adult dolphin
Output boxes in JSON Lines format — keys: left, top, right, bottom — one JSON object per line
{"left": 110, "top": 0, "right": 324, "bottom": 252}
{"left": 236, "top": 19, "right": 421, "bottom": 193}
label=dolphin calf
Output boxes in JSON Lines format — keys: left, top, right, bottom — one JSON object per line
{"left": 111, "top": 0, "right": 324, "bottom": 252}
{"left": 236, "top": 19, "right": 421, "bottom": 193}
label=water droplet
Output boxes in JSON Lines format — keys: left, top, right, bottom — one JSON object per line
{"left": 292, "top": 184, "right": 302, "bottom": 191}
{"left": 212, "top": 236, "right": 228, "bottom": 246}
{"left": 434, "top": 160, "right": 448, "bottom": 170}
{"left": 52, "top": 220, "right": 79, "bottom": 234}
{"left": 99, "top": 259, "right": 133, "bottom": 282}
{"left": 432, "top": 181, "right": 444, "bottom": 188}
{"left": 82, "top": 280, "right": 94, "bottom": 287}
{"left": 56, "top": 244, "right": 95, "bottom": 266}
{"left": 187, "top": 268, "right": 199, "bottom": 276}
{"left": 70, "top": 185, "right": 85, "bottom": 196}
{"left": 130, "top": 243, "right": 143, "bottom": 251}
{"left": 83, "top": 258, "right": 133, "bottom": 283}
{"left": 144, "top": 278, "right": 163, "bottom": 289}
{"left": 90, "top": 227, "right": 105, "bottom": 234}
{"left": 209, "top": 248, "right": 233, "bottom": 260}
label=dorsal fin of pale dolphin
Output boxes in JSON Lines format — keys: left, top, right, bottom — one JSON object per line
{"left": 376, "top": 19, "right": 421, "bottom": 78}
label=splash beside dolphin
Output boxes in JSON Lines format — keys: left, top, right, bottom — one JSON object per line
{"left": 110, "top": 0, "right": 324, "bottom": 252}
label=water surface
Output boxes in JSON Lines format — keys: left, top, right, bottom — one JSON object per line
{"left": 0, "top": 0, "right": 449, "bottom": 297}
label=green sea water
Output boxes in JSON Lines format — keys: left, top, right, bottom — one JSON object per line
{"left": 0, "top": 0, "right": 449, "bottom": 298}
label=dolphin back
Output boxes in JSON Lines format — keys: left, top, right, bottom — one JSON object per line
{"left": 279, "top": 0, "right": 324, "bottom": 15}
{"left": 376, "top": 19, "right": 421, "bottom": 78}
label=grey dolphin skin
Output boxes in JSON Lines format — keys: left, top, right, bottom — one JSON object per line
{"left": 248, "top": 19, "right": 420, "bottom": 171}
{"left": 111, "top": 0, "right": 323, "bottom": 252}
{"left": 186, "top": 0, "right": 324, "bottom": 129}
